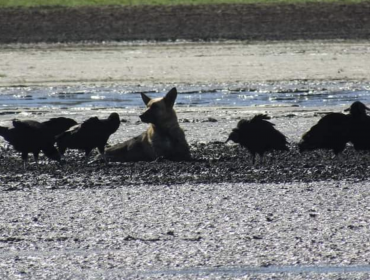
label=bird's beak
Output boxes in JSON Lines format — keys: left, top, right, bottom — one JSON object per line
{"left": 344, "top": 107, "right": 350, "bottom": 112}
{"left": 225, "top": 137, "right": 230, "bottom": 143}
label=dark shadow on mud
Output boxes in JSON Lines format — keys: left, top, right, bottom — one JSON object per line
{"left": 1, "top": 142, "right": 370, "bottom": 190}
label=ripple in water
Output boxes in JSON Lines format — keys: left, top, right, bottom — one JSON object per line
{"left": 0, "top": 83, "right": 369, "bottom": 109}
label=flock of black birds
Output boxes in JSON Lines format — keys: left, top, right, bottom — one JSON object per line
{"left": 0, "top": 101, "right": 369, "bottom": 169}
{"left": 298, "top": 101, "right": 370, "bottom": 155}
{"left": 0, "top": 113, "right": 120, "bottom": 169}
{"left": 226, "top": 101, "right": 370, "bottom": 164}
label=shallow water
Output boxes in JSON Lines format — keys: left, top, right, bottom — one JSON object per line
{"left": 0, "top": 83, "right": 369, "bottom": 110}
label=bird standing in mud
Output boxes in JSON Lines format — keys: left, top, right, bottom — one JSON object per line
{"left": 298, "top": 112, "right": 351, "bottom": 155}
{"left": 226, "top": 114, "right": 289, "bottom": 164}
{"left": 0, "top": 118, "right": 76, "bottom": 169}
{"left": 298, "top": 101, "right": 370, "bottom": 156}
{"left": 56, "top": 113, "right": 120, "bottom": 163}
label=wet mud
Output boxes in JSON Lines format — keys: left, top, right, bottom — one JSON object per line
{"left": 0, "top": 103, "right": 368, "bottom": 188}
{"left": 1, "top": 176, "right": 370, "bottom": 279}
{"left": 1, "top": 141, "right": 370, "bottom": 190}
{"left": 1, "top": 103, "right": 370, "bottom": 280}
{"left": 1, "top": 108, "right": 370, "bottom": 279}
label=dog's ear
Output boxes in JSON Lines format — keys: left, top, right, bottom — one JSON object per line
{"left": 164, "top": 88, "right": 177, "bottom": 108}
{"left": 141, "top": 93, "right": 151, "bottom": 106}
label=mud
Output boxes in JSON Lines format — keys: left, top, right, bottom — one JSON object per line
{"left": 2, "top": 93, "right": 370, "bottom": 279}
{"left": 1, "top": 2, "right": 370, "bottom": 277}
{"left": 1, "top": 141, "right": 370, "bottom": 189}
{"left": 1, "top": 68, "right": 370, "bottom": 279}
{"left": 1, "top": 179, "right": 370, "bottom": 279}
{"left": 0, "top": 103, "right": 368, "bottom": 191}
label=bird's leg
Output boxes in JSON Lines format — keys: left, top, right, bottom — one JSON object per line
{"left": 332, "top": 151, "right": 342, "bottom": 161}
{"left": 251, "top": 153, "right": 256, "bottom": 165}
{"left": 57, "top": 149, "right": 67, "bottom": 165}
{"left": 33, "top": 152, "right": 40, "bottom": 168}
{"left": 84, "top": 149, "right": 92, "bottom": 164}
{"left": 60, "top": 153, "right": 65, "bottom": 161}
{"left": 22, "top": 152, "right": 28, "bottom": 170}
{"left": 97, "top": 146, "right": 107, "bottom": 164}
{"left": 58, "top": 145, "right": 66, "bottom": 159}
{"left": 259, "top": 153, "right": 264, "bottom": 166}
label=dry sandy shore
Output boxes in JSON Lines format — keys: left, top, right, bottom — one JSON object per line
{"left": 0, "top": 40, "right": 370, "bottom": 87}
{"left": 1, "top": 41, "right": 370, "bottom": 279}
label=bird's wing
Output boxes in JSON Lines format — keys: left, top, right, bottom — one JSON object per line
{"left": 12, "top": 119, "right": 31, "bottom": 129}
{"left": 80, "top": 117, "right": 101, "bottom": 130}
{"left": 237, "top": 119, "right": 249, "bottom": 129}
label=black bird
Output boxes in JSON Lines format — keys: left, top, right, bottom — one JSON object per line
{"left": 226, "top": 114, "right": 289, "bottom": 164}
{"left": 345, "top": 101, "right": 370, "bottom": 151}
{"left": 298, "top": 112, "right": 350, "bottom": 155}
{"left": 0, "top": 119, "right": 62, "bottom": 168}
{"left": 344, "top": 101, "right": 370, "bottom": 119}
{"left": 56, "top": 113, "right": 120, "bottom": 162}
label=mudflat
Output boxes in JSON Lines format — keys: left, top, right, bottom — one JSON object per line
{"left": 1, "top": 3, "right": 370, "bottom": 279}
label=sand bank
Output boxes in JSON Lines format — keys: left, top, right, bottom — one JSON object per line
{"left": 1, "top": 41, "right": 369, "bottom": 87}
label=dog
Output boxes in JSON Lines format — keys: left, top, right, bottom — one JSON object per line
{"left": 105, "top": 88, "right": 191, "bottom": 162}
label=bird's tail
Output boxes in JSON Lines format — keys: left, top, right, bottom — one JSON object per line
{"left": 252, "top": 114, "right": 271, "bottom": 121}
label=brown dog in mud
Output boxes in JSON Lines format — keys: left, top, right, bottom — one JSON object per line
{"left": 105, "top": 88, "right": 191, "bottom": 162}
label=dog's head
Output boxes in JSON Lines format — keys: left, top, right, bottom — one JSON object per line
{"left": 139, "top": 88, "right": 178, "bottom": 126}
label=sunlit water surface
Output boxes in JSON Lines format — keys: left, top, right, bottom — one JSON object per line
{"left": 0, "top": 83, "right": 370, "bottom": 110}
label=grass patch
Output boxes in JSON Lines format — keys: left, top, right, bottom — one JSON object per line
{"left": 0, "top": 0, "right": 367, "bottom": 8}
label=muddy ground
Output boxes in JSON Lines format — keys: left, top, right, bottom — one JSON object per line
{"left": 1, "top": 2, "right": 370, "bottom": 43}
{"left": 2, "top": 105, "right": 370, "bottom": 279}
{"left": 2, "top": 180, "right": 370, "bottom": 279}
{"left": 1, "top": 2, "right": 370, "bottom": 279}
{"left": 0, "top": 103, "right": 370, "bottom": 187}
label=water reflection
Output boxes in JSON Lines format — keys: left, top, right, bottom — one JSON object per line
{"left": 0, "top": 84, "right": 369, "bottom": 109}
